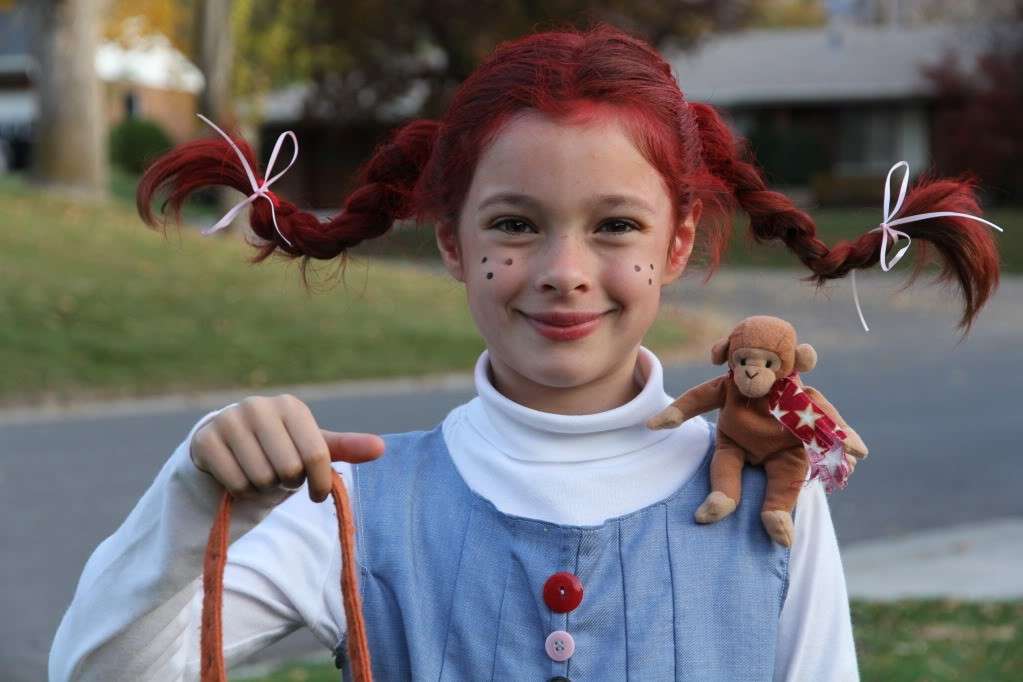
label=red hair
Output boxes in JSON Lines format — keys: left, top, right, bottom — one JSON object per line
{"left": 138, "top": 22, "right": 1000, "bottom": 332}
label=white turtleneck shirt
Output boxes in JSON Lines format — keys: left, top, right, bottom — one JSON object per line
{"left": 49, "top": 347, "right": 858, "bottom": 681}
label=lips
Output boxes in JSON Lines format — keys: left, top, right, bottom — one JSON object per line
{"left": 521, "top": 309, "right": 611, "bottom": 341}
{"left": 525, "top": 311, "right": 607, "bottom": 326}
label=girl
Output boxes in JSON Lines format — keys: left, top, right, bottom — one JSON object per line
{"left": 50, "top": 23, "right": 999, "bottom": 682}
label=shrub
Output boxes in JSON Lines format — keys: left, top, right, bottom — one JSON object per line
{"left": 109, "top": 118, "right": 173, "bottom": 174}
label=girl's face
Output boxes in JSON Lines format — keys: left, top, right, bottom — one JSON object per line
{"left": 436, "top": 110, "right": 700, "bottom": 414}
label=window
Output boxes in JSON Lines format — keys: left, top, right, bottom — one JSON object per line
{"left": 836, "top": 106, "right": 897, "bottom": 176}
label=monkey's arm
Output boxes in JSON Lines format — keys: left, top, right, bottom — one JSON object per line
{"left": 803, "top": 386, "right": 868, "bottom": 458}
{"left": 646, "top": 375, "right": 728, "bottom": 429}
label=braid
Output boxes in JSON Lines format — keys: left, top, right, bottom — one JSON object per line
{"left": 137, "top": 119, "right": 441, "bottom": 284}
{"left": 689, "top": 101, "right": 1000, "bottom": 332}
{"left": 311, "top": 119, "right": 439, "bottom": 255}
{"left": 690, "top": 102, "right": 838, "bottom": 275}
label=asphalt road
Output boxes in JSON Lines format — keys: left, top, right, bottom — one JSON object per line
{"left": 3, "top": 268, "right": 1020, "bottom": 681}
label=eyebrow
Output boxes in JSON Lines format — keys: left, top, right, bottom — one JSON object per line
{"left": 477, "top": 191, "right": 658, "bottom": 216}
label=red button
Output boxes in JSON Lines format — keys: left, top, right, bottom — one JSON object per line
{"left": 543, "top": 572, "right": 583, "bottom": 613}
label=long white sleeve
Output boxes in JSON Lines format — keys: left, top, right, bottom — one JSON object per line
{"left": 49, "top": 407, "right": 351, "bottom": 681}
{"left": 773, "top": 480, "right": 859, "bottom": 681}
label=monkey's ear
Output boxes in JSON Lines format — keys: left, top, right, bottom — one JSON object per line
{"left": 794, "top": 343, "right": 817, "bottom": 372}
{"left": 710, "top": 338, "right": 730, "bottom": 365}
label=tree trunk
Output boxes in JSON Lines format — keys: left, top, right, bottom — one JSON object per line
{"left": 194, "top": 0, "right": 235, "bottom": 125}
{"left": 193, "top": 0, "right": 241, "bottom": 235}
{"left": 32, "top": 0, "right": 109, "bottom": 198}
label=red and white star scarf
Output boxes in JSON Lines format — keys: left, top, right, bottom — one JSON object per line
{"left": 760, "top": 371, "right": 851, "bottom": 493}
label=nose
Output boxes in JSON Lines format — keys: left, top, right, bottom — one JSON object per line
{"left": 745, "top": 370, "right": 759, "bottom": 379}
{"left": 534, "top": 234, "right": 592, "bottom": 295}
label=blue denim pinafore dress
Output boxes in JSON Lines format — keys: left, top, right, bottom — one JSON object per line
{"left": 335, "top": 422, "right": 790, "bottom": 681}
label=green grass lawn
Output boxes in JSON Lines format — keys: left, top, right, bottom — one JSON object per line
{"left": 231, "top": 599, "right": 1022, "bottom": 682}
{"left": 0, "top": 174, "right": 691, "bottom": 406}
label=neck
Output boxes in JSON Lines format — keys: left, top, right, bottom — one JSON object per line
{"left": 485, "top": 347, "right": 644, "bottom": 415}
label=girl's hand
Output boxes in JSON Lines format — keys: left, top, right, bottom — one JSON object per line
{"left": 189, "top": 395, "right": 385, "bottom": 503}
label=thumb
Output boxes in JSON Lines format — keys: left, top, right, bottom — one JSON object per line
{"left": 321, "top": 430, "right": 386, "bottom": 463}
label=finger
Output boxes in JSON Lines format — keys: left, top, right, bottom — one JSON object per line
{"left": 279, "top": 401, "right": 334, "bottom": 502}
{"left": 196, "top": 426, "right": 254, "bottom": 498}
{"left": 221, "top": 406, "right": 280, "bottom": 491}
{"left": 253, "top": 412, "right": 308, "bottom": 491}
{"left": 321, "top": 431, "right": 385, "bottom": 464}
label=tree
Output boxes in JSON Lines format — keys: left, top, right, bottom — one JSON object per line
{"left": 923, "top": 26, "right": 1023, "bottom": 203}
{"left": 193, "top": 0, "right": 242, "bottom": 231}
{"left": 105, "top": 0, "right": 194, "bottom": 54}
{"left": 231, "top": 0, "right": 759, "bottom": 125}
{"left": 31, "top": 0, "right": 109, "bottom": 197}
{"left": 193, "top": 0, "right": 235, "bottom": 126}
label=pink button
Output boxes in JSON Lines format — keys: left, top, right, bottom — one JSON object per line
{"left": 544, "top": 630, "right": 575, "bottom": 662}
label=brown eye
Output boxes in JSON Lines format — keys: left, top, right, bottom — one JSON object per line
{"left": 599, "top": 219, "right": 638, "bottom": 234}
{"left": 766, "top": 360, "right": 772, "bottom": 368}
{"left": 739, "top": 358, "right": 746, "bottom": 366}
{"left": 492, "top": 218, "right": 534, "bottom": 234}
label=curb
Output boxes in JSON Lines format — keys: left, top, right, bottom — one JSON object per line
{"left": 0, "top": 371, "right": 476, "bottom": 426}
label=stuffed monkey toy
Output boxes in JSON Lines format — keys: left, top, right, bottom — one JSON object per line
{"left": 647, "top": 316, "right": 868, "bottom": 547}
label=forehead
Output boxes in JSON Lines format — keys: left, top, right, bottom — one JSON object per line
{"left": 735, "top": 347, "right": 781, "bottom": 358}
{"left": 466, "top": 110, "right": 671, "bottom": 211}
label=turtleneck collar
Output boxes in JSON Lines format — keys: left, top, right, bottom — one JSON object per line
{"left": 468, "top": 346, "right": 675, "bottom": 463}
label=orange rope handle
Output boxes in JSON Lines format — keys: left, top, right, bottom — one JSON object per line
{"left": 200, "top": 471, "right": 373, "bottom": 681}
{"left": 330, "top": 472, "right": 373, "bottom": 681}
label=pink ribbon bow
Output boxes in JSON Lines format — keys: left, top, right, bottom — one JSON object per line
{"left": 850, "top": 161, "right": 1003, "bottom": 332}
{"left": 197, "top": 113, "right": 298, "bottom": 247}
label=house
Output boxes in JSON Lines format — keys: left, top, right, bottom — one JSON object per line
{"left": 0, "top": 5, "right": 204, "bottom": 172}
{"left": 665, "top": 21, "right": 1018, "bottom": 203}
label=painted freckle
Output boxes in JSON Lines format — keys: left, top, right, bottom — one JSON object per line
{"left": 650, "top": 264, "right": 654, "bottom": 270}
{"left": 634, "top": 265, "right": 641, "bottom": 272}
{"left": 504, "top": 258, "right": 513, "bottom": 265}
{"left": 486, "top": 272, "right": 494, "bottom": 279}
{"left": 648, "top": 278, "right": 653, "bottom": 285}
{"left": 482, "top": 257, "right": 488, "bottom": 263}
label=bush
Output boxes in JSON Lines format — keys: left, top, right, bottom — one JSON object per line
{"left": 109, "top": 118, "right": 173, "bottom": 174}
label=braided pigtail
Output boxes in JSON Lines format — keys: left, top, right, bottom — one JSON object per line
{"left": 690, "top": 101, "right": 1001, "bottom": 333}
{"left": 137, "top": 118, "right": 441, "bottom": 285}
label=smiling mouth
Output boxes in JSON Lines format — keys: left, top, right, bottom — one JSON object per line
{"left": 520, "top": 309, "right": 613, "bottom": 341}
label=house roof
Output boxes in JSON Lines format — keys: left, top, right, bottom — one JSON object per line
{"left": 95, "top": 33, "right": 204, "bottom": 94}
{"left": 666, "top": 21, "right": 1020, "bottom": 107}
{"left": 0, "top": 5, "right": 34, "bottom": 61}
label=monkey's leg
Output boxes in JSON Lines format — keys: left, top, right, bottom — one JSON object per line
{"left": 759, "top": 446, "right": 810, "bottom": 547}
{"left": 695, "top": 430, "right": 745, "bottom": 524}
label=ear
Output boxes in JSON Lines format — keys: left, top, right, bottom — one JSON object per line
{"left": 710, "top": 336, "right": 730, "bottom": 365}
{"left": 661, "top": 199, "right": 701, "bottom": 285}
{"left": 794, "top": 343, "right": 817, "bottom": 372}
{"left": 434, "top": 219, "right": 465, "bottom": 282}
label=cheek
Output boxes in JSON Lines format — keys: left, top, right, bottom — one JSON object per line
{"left": 465, "top": 253, "right": 523, "bottom": 311}
{"left": 615, "top": 256, "right": 661, "bottom": 301}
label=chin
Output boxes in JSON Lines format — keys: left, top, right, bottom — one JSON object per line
{"left": 515, "top": 353, "right": 606, "bottom": 389}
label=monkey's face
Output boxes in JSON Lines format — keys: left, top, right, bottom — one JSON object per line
{"left": 730, "top": 346, "right": 783, "bottom": 398}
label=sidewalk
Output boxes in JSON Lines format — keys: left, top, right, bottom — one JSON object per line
{"left": 841, "top": 517, "right": 1023, "bottom": 601}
